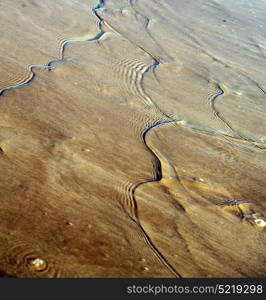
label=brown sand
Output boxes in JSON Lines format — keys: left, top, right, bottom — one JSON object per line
{"left": 0, "top": 0, "right": 265, "bottom": 277}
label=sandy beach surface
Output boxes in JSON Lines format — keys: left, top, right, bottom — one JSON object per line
{"left": 0, "top": 0, "right": 265, "bottom": 277}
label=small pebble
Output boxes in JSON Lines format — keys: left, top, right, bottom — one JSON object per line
{"left": 28, "top": 258, "right": 47, "bottom": 271}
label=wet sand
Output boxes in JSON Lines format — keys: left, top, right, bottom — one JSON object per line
{"left": 0, "top": 0, "right": 265, "bottom": 277}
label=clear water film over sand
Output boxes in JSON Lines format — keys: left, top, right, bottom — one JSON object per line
{"left": 0, "top": 0, "right": 265, "bottom": 277}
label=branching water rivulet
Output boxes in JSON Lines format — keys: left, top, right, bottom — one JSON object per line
{"left": 1, "top": 0, "right": 265, "bottom": 278}
{"left": 0, "top": 65, "right": 53, "bottom": 97}
{"left": 93, "top": 1, "right": 182, "bottom": 276}
{"left": 0, "top": 1, "right": 107, "bottom": 96}
{"left": 124, "top": 120, "right": 182, "bottom": 277}
{"left": 0, "top": 0, "right": 181, "bottom": 277}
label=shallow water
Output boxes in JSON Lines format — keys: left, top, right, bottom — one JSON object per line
{"left": 0, "top": 0, "right": 265, "bottom": 277}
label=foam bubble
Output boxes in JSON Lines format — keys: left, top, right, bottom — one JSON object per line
{"left": 254, "top": 219, "right": 266, "bottom": 228}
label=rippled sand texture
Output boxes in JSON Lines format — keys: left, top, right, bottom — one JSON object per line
{"left": 0, "top": 0, "right": 265, "bottom": 277}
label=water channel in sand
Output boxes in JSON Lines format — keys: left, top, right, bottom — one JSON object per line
{"left": 0, "top": 0, "right": 265, "bottom": 277}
